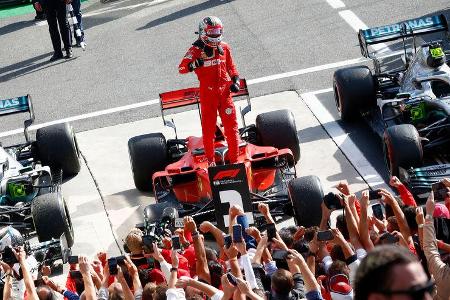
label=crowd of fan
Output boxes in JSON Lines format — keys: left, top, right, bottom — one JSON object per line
{"left": 1, "top": 176, "right": 450, "bottom": 300}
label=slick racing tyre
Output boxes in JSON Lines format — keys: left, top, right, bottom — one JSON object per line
{"left": 128, "top": 133, "right": 168, "bottom": 192}
{"left": 288, "top": 175, "right": 324, "bottom": 228}
{"left": 333, "top": 66, "right": 376, "bottom": 122}
{"left": 256, "top": 109, "right": 301, "bottom": 163}
{"left": 36, "top": 123, "right": 80, "bottom": 177}
{"left": 384, "top": 124, "right": 423, "bottom": 177}
{"left": 31, "top": 192, "right": 74, "bottom": 247}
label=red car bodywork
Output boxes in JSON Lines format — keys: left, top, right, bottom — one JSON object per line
{"left": 152, "top": 80, "right": 294, "bottom": 204}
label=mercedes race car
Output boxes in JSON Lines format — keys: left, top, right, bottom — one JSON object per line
{"left": 0, "top": 95, "right": 80, "bottom": 248}
{"left": 333, "top": 14, "right": 450, "bottom": 201}
{"left": 128, "top": 79, "right": 324, "bottom": 232}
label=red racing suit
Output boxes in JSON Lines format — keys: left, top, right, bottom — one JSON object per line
{"left": 179, "top": 41, "right": 240, "bottom": 164}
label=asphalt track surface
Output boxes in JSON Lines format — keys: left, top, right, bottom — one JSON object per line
{"left": 1, "top": 0, "right": 450, "bottom": 257}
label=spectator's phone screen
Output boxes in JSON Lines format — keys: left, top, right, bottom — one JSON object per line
{"left": 272, "top": 250, "right": 289, "bottom": 261}
{"left": 317, "top": 230, "right": 334, "bottom": 241}
{"left": 432, "top": 182, "right": 447, "bottom": 201}
{"left": 226, "top": 272, "right": 238, "bottom": 286}
{"left": 224, "top": 234, "right": 232, "bottom": 248}
{"left": 172, "top": 235, "right": 181, "bottom": 250}
{"left": 68, "top": 255, "right": 78, "bottom": 265}
{"left": 266, "top": 223, "right": 276, "bottom": 241}
{"left": 232, "top": 224, "right": 243, "bottom": 242}
{"left": 369, "top": 190, "right": 381, "bottom": 200}
{"left": 108, "top": 258, "right": 118, "bottom": 275}
{"left": 371, "top": 203, "right": 384, "bottom": 220}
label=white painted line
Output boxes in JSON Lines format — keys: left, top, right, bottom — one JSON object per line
{"left": 326, "top": 0, "right": 345, "bottom": 9}
{"left": 338, "top": 10, "right": 388, "bottom": 52}
{"left": 0, "top": 98, "right": 159, "bottom": 138}
{"left": 0, "top": 57, "right": 365, "bottom": 138}
{"left": 247, "top": 57, "right": 365, "bottom": 85}
{"left": 84, "top": 0, "right": 170, "bottom": 17}
{"left": 301, "top": 90, "right": 390, "bottom": 190}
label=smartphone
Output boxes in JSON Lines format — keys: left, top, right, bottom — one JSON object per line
{"left": 266, "top": 223, "right": 276, "bottom": 241}
{"left": 371, "top": 203, "right": 384, "bottom": 220}
{"left": 116, "top": 255, "right": 126, "bottom": 265}
{"left": 369, "top": 190, "right": 381, "bottom": 200}
{"left": 172, "top": 235, "right": 181, "bottom": 250}
{"left": 174, "top": 218, "right": 184, "bottom": 228}
{"left": 226, "top": 272, "right": 238, "bottom": 286}
{"left": 232, "top": 224, "right": 243, "bottom": 242}
{"left": 317, "top": 230, "right": 334, "bottom": 241}
{"left": 108, "top": 258, "right": 118, "bottom": 275}
{"left": 432, "top": 182, "right": 447, "bottom": 201}
{"left": 69, "top": 270, "right": 83, "bottom": 279}
{"left": 224, "top": 234, "right": 232, "bottom": 249}
{"left": 272, "top": 249, "right": 289, "bottom": 261}
{"left": 68, "top": 255, "right": 78, "bottom": 265}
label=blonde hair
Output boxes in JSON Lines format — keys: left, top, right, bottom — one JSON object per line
{"left": 125, "top": 228, "right": 143, "bottom": 253}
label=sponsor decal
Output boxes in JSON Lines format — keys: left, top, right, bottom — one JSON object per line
{"left": 203, "top": 59, "right": 222, "bottom": 67}
{"left": 213, "top": 169, "right": 240, "bottom": 181}
{"left": 184, "top": 51, "right": 193, "bottom": 59}
{"left": 366, "top": 16, "right": 440, "bottom": 39}
{"left": 0, "top": 98, "right": 20, "bottom": 109}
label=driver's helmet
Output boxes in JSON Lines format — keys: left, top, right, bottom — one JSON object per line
{"left": 426, "top": 42, "right": 445, "bottom": 69}
{"left": 0, "top": 226, "right": 24, "bottom": 252}
{"left": 198, "top": 16, "right": 223, "bottom": 47}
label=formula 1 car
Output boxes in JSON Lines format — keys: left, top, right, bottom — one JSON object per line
{"left": 128, "top": 79, "right": 324, "bottom": 230}
{"left": 333, "top": 14, "right": 450, "bottom": 200}
{"left": 0, "top": 95, "right": 80, "bottom": 247}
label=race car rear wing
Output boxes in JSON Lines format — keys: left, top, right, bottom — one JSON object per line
{"left": 0, "top": 95, "right": 35, "bottom": 142}
{"left": 358, "top": 14, "right": 449, "bottom": 58}
{"left": 159, "top": 78, "right": 251, "bottom": 134}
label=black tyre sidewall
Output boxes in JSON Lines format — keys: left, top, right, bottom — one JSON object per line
{"left": 256, "top": 109, "right": 300, "bottom": 163}
{"left": 384, "top": 124, "right": 423, "bottom": 177}
{"left": 288, "top": 175, "right": 324, "bottom": 228}
{"left": 36, "top": 123, "right": 80, "bottom": 176}
{"left": 333, "top": 66, "right": 376, "bottom": 121}
{"left": 128, "top": 133, "right": 168, "bottom": 192}
{"left": 31, "top": 193, "right": 74, "bottom": 247}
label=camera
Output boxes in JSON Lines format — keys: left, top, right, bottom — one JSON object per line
{"left": 323, "top": 192, "right": 343, "bottom": 210}
{"left": 2, "top": 246, "right": 18, "bottom": 265}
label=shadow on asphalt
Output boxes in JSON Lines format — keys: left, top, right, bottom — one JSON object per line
{"left": 136, "top": 0, "right": 234, "bottom": 31}
{"left": 0, "top": 54, "right": 78, "bottom": 83}
{"left": 0, "top": 19, "right": 35, "bottom": 36}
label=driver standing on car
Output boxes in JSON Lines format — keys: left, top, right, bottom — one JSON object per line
{"left": 179, "top": 16, "right": 241, "bottom": 167}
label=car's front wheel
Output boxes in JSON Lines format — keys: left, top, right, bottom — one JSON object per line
{"left": 384, "top": 124, "right": 423, "bottom": 177}
{"left": 333, "top": 66, "right": 376, "bottom": 121}
{"left": 128, "top": 133, "right": 168, "bottom": 192}
{"left": 288, "top": 175, "right": 324, "bottom": 228}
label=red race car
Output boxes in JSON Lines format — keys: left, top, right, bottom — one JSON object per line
{"left": 128, "top": 79, "right": 324, "bottom": 230}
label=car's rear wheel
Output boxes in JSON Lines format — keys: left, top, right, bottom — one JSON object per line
{"left": 128, "top": 133, "right": 168, "bottom": 192}
{"left": 256, "top": 109, "right": 300, "bottom": 163}
{"left": 333, "top": 66, "right": 376, "bottom": 122}
{"left": 288, "top": 175, "right": 324, "bottom": 228}
{"left": 31, "top": 192, "right": 74, "bottom": 247}
{"left": 384, "top": 124, "right": 423, "bottom": 177}
{"left": 36, "top": 123, "right": 80, "bottom": 177}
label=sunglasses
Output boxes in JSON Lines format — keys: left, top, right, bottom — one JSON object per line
{"left": 380, "top": 280, "right": 435, "bottom": 300}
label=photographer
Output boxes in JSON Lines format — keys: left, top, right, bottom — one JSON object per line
{"left": 0, "top": 227, "right": 39, "bottom": 300}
